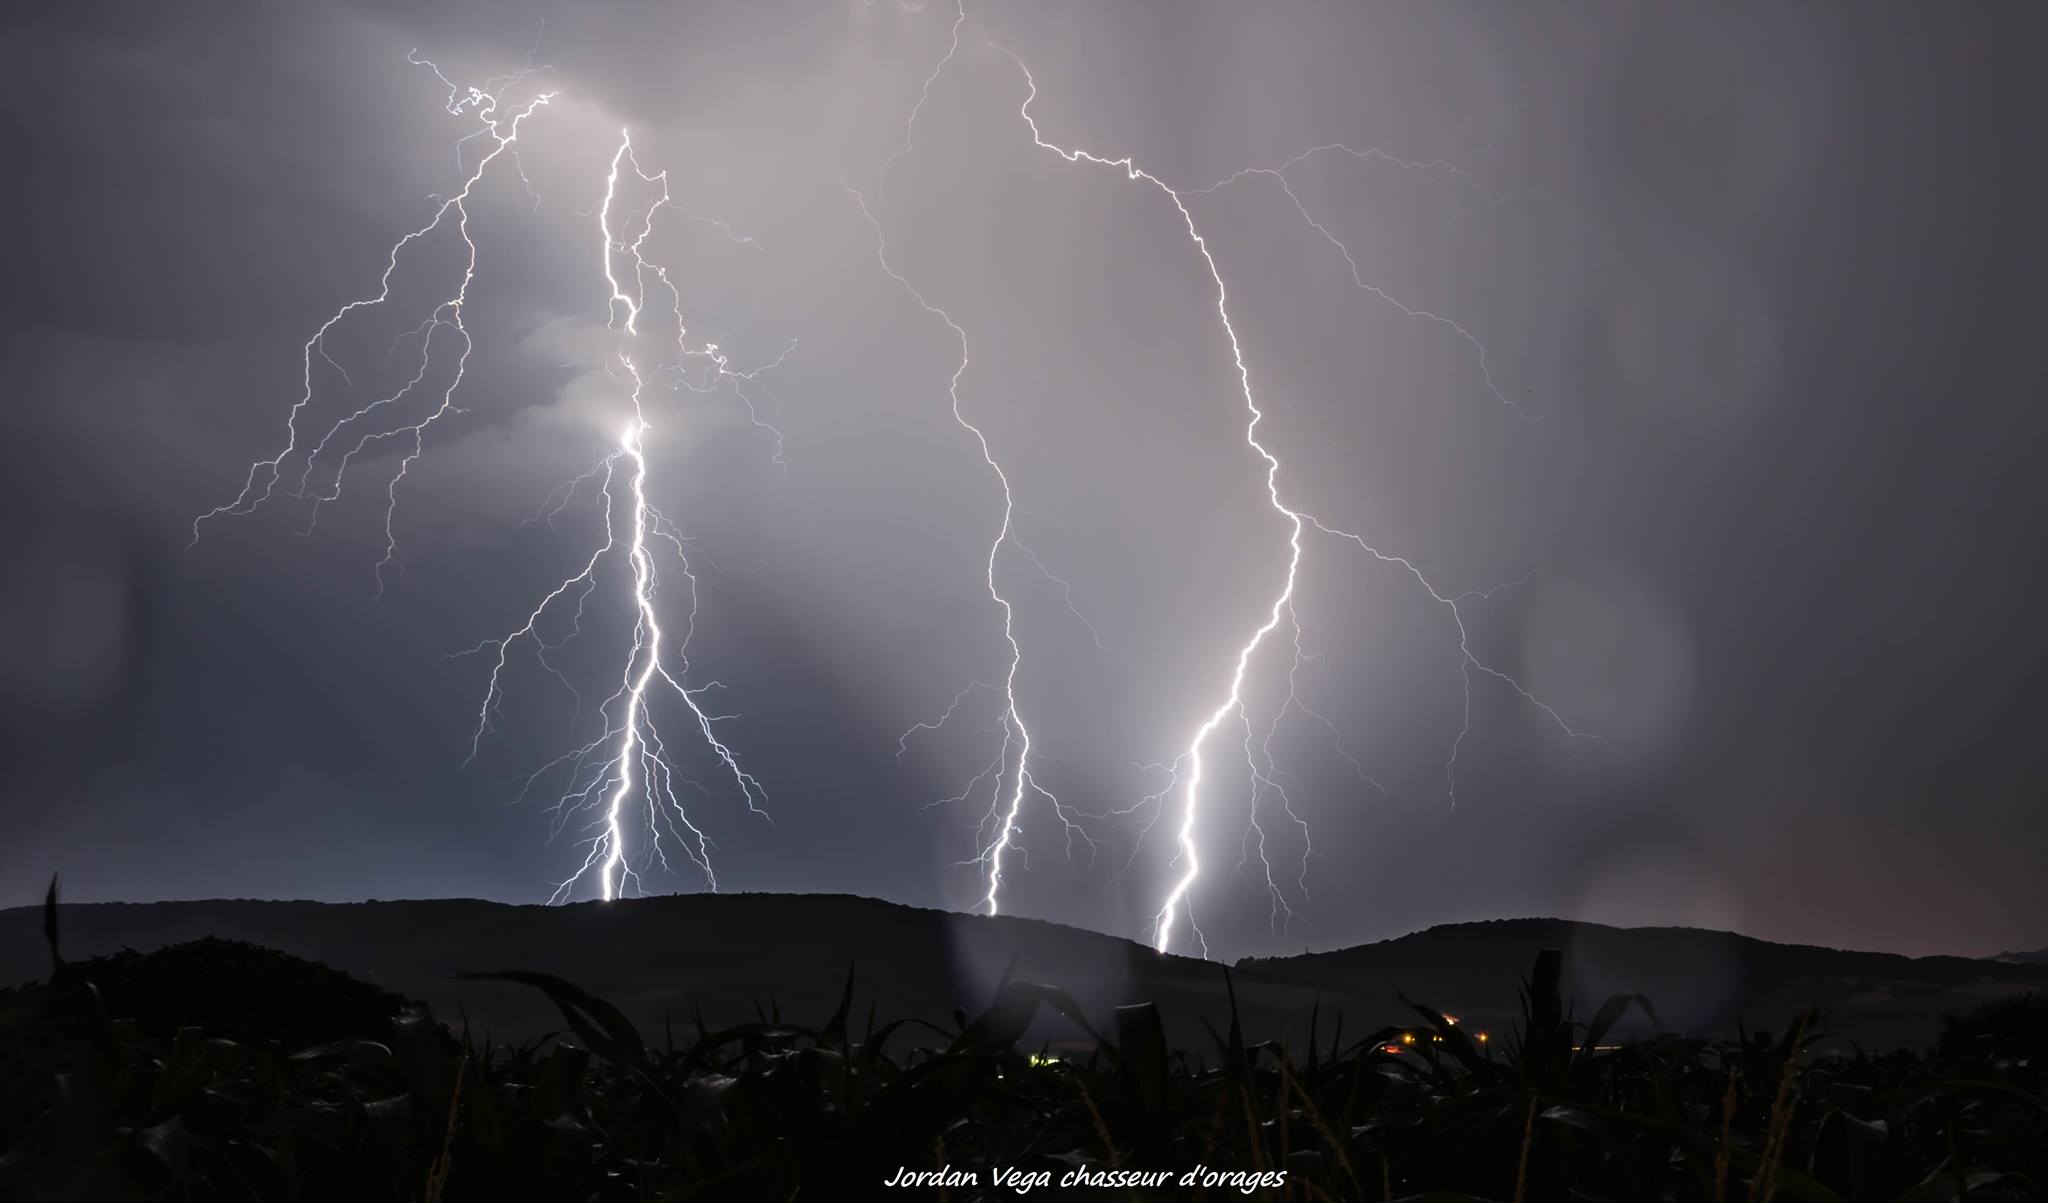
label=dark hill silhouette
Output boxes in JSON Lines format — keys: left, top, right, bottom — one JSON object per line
{"left": 1238, "top": 916, "right": 2048, "bottom": 1047}
{"left": 3, "top": 936, "right": 432, "bottom": 1047}
{"left": 4, "top": 893, "right": 2041, "bottom": 1050}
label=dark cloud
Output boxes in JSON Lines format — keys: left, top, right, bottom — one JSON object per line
{"left": 2, "top": 0, "right": 2041, "bottom": 960}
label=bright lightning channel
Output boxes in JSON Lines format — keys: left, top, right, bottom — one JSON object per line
{"left": 859, "top": 1, "right": 1096, "bottom": 915}
{"left": 848, "top": 188, "right": 1096, "bottom": 914}
{"left": 996, "top": 49, "right": 1610, "bottom": 956}
{"left": 189, "top": 56, "right": 554, "bottom": 586}
{"left": 470, "top": 129, "right": 774, "bottom": 902}
{"left": 188, "top": 47, "right": 776, "bottom": 901}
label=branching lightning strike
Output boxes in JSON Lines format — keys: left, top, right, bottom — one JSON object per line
{"left": 468, "top": 130, "right": 776, "bottom": 902}
{"left": 190, "top": 58, "right": 554, "bottom": 586}
{"left": 192, "top": 53, "right": 778, "bottom": 901}
{"left": 849, "top": 186, "right": 1097, "bottom": 915}
{"left": 859, "top": 2, "right": 1099, "bottom": 915}
{"left": 988, "top": 47, "right": 1609, "bottom": 955}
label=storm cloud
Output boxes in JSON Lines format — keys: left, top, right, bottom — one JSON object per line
{"left": 2, "top": 1, "right": 2041, "bottom": 961}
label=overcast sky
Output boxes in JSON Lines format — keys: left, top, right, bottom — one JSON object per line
{"left": 2, "top": 1, "right": 2041, "bottom": 961}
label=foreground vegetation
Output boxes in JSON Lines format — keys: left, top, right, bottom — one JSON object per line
{"left": 3, "top": 887, "right": 2042, "bottom": 1202}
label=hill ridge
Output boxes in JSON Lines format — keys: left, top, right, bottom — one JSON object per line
{"left": 7, "top": 893, "right": 2043, "bottom": 1049}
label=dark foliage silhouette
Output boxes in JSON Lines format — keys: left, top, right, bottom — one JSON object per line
{"left": 3, "top": 884, "right": 2042, "bottom": 1201}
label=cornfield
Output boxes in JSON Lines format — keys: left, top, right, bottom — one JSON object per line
{"left": 3, "top": 883, "right": 2041, "bottom": 1202}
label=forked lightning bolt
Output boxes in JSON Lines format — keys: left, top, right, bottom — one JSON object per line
{"left": 471, "top": 129, "right": 774, "bottom": 902}
{"left": 994, "top": 48, "right": 1609, "bottom": 955}
{"left": 191, "top": 57, "right": 553, "bottom": 590}
{"left": 850, "top": 187, "right": 1098, "bottom": 914}
{"left": 190, "top": 51, "right": 774, "bottom": 901}
{"left": 858, "top": 2, "right": 1099, "bottom": 914}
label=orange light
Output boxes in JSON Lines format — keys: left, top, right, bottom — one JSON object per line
{"left": 1401, "top": 1032, "right": 1416, "bottom": 1045}
{"left": 1444, "top": 1015, "right": 1459, "bottom": 1025}
{"left": 1478, "top": 1032, "right": 1489, "bottom": 1043}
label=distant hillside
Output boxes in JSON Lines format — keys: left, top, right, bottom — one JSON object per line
{"left": 0, "top": 894, "right": 1247, "bottom": 1052}
{"left": 4, "top": 894, "right": 2042, "bottom": 1050}
{"left": 1240, "top": 916, "right": 2048, "bottom": 1047}
{"left": 1995, "top": 947, "right": 2048, "bottom": 965}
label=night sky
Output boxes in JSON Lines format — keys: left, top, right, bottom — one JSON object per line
{"left": 3, "top": 1, "right": 2042, "bottom": 962}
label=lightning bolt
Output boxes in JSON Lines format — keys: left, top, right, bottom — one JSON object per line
{"left": 994, "top": 48, "right": 1610, "bottom": 955}
{"left": 190, "top": 49, "right": 776, "bottom": 901}
{"left": 850, "top": 184, "right": 1086, "bottom": 915}
{"left": 190, "top": 54, "right": 554, "bottom": 588}
{"left": 856, "top": 1, "right": 1098, "bottom": 915}
{"left": 472, "top": 129, "right": 773, "bottom": 902}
